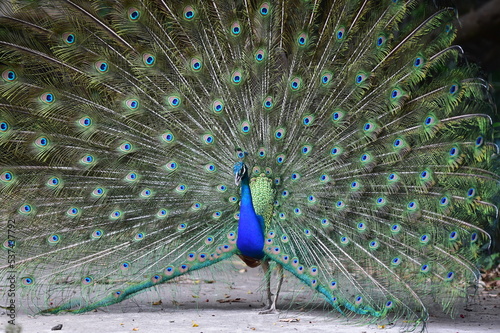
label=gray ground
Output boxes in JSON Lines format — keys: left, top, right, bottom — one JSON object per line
{"left": 2, "top": 260, "right": 499, "bottom": 333}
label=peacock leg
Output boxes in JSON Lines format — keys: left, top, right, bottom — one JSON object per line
{"left": 259, "top": 261, "right": 283, "bottom": 315}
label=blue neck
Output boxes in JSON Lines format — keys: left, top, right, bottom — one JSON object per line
{"left": 236, "top": 176, "right": 265, "bottom": 259}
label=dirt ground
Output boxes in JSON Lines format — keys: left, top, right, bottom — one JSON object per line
{"left": 2, "top": 260, "right": 499, "bottom": 333}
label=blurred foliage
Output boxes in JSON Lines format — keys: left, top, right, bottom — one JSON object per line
{"left": 453, "top": 0, "right": 500, "bottom": 258}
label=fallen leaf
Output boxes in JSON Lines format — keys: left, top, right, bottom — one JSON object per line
{"left": 279, "top": 318, "right": 300, "bottom": 323}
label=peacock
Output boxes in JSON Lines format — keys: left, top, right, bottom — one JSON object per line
{"left": 0, "top": 0, "right": 498, "bottom": 331}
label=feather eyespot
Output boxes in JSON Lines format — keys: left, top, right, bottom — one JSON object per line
{"left": 91, "top": 229, "right": 103, "bottom": 239}
{"left": 363, "top": 122, "right": 374, "bottom": 132}
{"left": 439, "top": 196, "right": 449, "bottom": 206}
{"left": 205, "top": 163, "right": 216, "bottom": 172}
{"left": 420, "top": 234, "right": 430, "bottom": 244}
{"left": 34, "top": 137, "right": 49, "bottom": 148}
{"left": 424, "top": 115, "right": 435, "bottom": 126}
{"left": 140, "top": 189, "right": 152, "bottom": 198}
{"left": 302, "top": 115, "right": 314, "bottom": 126}
{"left": 110, "top": 210, "right": 122, "bottom": 219}
{"left": 165, "top": 266, "right": 175, "bottom": 276}
{"left": 126, "top": 99, "right": 139, "bottom": 110}
{"left": 92, "top": 187, "right": 104, "bottom": 197}
{"left": 336, "top": 27, "right": 345, "bottom": 40}
{"left": 231, "top": 71, "right": 243, "bottom": 84}
{"left": 119, "top": 142, "right": 132, "bottom": 152}
{"left": 62, "top": 33, "right": 75, "bottom": 45}
{"left": 360, "top": 153, "right": 371, "bottom": 162}
{"left": 168, "top": 96, "right": 181, "bottom": 107}
{"left": 301, "top": 145, "right": 311, "bottom": 154}
{"left": 407, "top": 201, "right": 417, "bottom": 210}
{"left": 143, "top": 54, "right": 156, "bottom": 67}
{"left": 165, "top": 161, "right": 178, "bottom": 171}
{"left": 297, "top": 33, "right": 307, "bottom": 46}
{"left": 376, "top": 35, "right": 386, "bottom": 47}
{"left": 191, "top": 58, "right": 202, "bottom": 71}
{"left": 393, "top": 138, "right": 404, "bottom": 148}
{"left": 321, "top": 72, "right": 332, "bottom": 85}
{"left": 1, "top": 171, "right": 13, "bottom": 182}
{"left": 263, "top": 96, "right": 273, "bottom": 109}
{"left": 128, "top": 8, "right": 140, "bottom": 20}
{"left": 255, "top": 49, "right": 265, "bottom": 62}
{"left": 332, "top": 111, "right": 343, "bottom": 121}
{"left": 0, "top": 121, "right": 9, "bottom": 132}
{"left": 275, "top": 128, "right": 285, "bottom": 140}
{"left": 22, "top": 277, "right": 34, "bottom": 286}
{"left": 20, "top": 203, "right": 34, "bottom": 214}
{"left": 241, "top": 121, "right": 251, "bottom": 133}
{"left": 259, "top": 3, "right": 270, "bottom": 16}
{"left": 67, "top": 207, "right": 80, "bottom": 216}
{"left": 329, "top": 281, "right": 338, "bottom": 290}
{"left": 419, "top": 170, "right": 430, "bottom": 180}
{"left": 231, "top": 22, "right": 241, "bottom": 36}
{"left": 95, "top": 61, "right": 108, "bottom": 73}
{"left": 212, "top": 100, "right": 224, "bottom": 113}
{"left": 471, "top": 233, "right": 478, "bottom": 242}
{"left": 355, "top": 73, "right": 366, "bottom": 84}
{"left": 391, "top": 257, "right": 401, "bottom": 266}
{"left": 202, "top": 134, "right": 214, "bottom": 144}
{"left": 290, "top": 77, "right": 301, "bottom": 90}
{"left": 80, "top": 155, "right": 95, "bottom": 165}
{"left": 331, "top": 147, "right": 341, "bottom": 156}
{"left": 48, "top": 234, "right": 60, "bottom": 244}
{"left": 357, "top": 222, "right": 366, "bottom": 231}
{"left": 414, "top": 57, "right": 423, "bottom": 67}
{"left": 78, "top": 117, "right": 92, "bottom": 127}
{"left": 388, "top": 224, "right": 400, "bottom": 233}
{"left": 157, "top": 209, "right": 168, "bottom": 217}
{"left": 82, "top": 276, "right": 93, "bottom": 285}
{"left": 40, "top": 93, "right": 55, "bottom": 104}
{"left": 183, "top": 6, "right": 195, "bottom": 20}
{"left": 2, "top": 69, "right": 16, "bottom": 81}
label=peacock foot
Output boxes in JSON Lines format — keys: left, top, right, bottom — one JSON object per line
{"left": 258, "top": 308, "right": 279, "bottom": 315}
{"left": 258, "top": 304, "right": 279, "bottom": 315}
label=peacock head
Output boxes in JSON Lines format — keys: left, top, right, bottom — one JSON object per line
{"left": 233, "top": 162, "right": 248, "bottom": 185}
